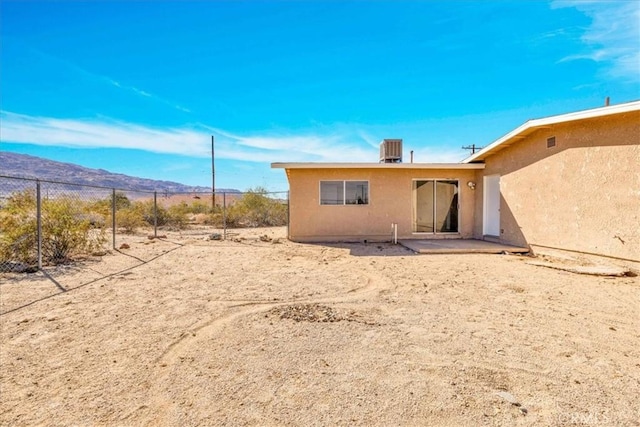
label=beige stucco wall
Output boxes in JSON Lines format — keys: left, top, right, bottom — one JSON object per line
{"left": 474, "top": 111, "right": 640, "bottom": 262}
{"left": 287, "top": 168, "right": 478, "bottom": 242}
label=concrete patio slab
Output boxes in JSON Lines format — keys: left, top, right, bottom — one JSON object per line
{"left": 399, "top": 239, "right": 530, "bottom": 254}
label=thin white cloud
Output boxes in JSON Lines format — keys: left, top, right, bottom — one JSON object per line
{"left": 0, "top": 111, "right": 383, "bottom": 164}
{"left": 22, "top": 46, "right": 192, "bottom": 113}
{"left": 106, "top": 78, "right": 190, "bottom": 111}
{"left": 1, "top": 111, "right": 209, "bottom": 155}
{"left": 109, "top": 79, "right": 151, "bottom": 97}
{"left": 408, "top": 146, "right": 466, "bottom": 164}
{"left": 355, "top": 129, "right": 382, "bottom": 150}
{"left": 552, "top": 0, "right": 640, "bottom": 80}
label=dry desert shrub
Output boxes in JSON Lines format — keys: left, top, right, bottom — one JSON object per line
{"left": 97, "top": 194, "right": 190, "bottom": 233}
{"left": 114, "top": 208, "right": 146, "bottom": 234}
{"left": 210, "top": 187, "right": 287, "bottom": 228}
{"left": 0, "top": 190, "right": 107, "bottom": 267}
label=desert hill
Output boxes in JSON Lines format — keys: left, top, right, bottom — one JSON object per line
{"left": 0, "top": 151, "right": 237, "bottom": 194}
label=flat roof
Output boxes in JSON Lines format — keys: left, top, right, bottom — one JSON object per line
{"left": 271, "top": 162, "right": 484, "bottom": 170}
{"left": 462, "top": 100, "right": 640, "bottom": 163}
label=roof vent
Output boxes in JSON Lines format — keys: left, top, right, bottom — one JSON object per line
{"left": 379, "top": 139, "right": 403, "bottom": 163}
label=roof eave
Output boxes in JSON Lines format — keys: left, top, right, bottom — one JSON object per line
{"left": 462, "top": 100, "right": 640, "bottom": 163}
{"left": 271, "top": 162, "right": 485, "bottom": 170}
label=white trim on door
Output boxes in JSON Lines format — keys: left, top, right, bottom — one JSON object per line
{"left": 483, "top": 175, "right": 500, "bottom": 237}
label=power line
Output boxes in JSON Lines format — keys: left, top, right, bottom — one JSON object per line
{"left": 462, "top": 144, "right": 484, "bottom": 154}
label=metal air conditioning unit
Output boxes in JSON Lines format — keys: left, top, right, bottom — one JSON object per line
{"left": 379, "top": 139, "right": 403, "bottom": 163}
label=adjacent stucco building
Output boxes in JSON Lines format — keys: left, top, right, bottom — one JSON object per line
{"left": 272, "top": 100, "right": 640, "bottom": 265}
{"left": 464, "top": 100, "right": 640, "bottom": 264}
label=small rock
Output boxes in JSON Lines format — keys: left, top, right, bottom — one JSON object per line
{"left": 119, "top": 243, "right": 130, "bottom": 249}
{"left": 495, "top": 391, "right": 519, "bottom": 405}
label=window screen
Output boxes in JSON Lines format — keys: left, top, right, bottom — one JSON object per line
{"left": 345, "top": 181, "right": 369, "bottom": 204}
{"left": 320, "top": 181, "right": 344, "bottom": 205}
{"left": 320, "top": 181, "right": 368, "bottom": 205}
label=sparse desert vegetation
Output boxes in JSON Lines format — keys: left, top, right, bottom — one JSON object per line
{"left": 0, "top": 190, "right": 107, "bottom": 267}
{"left": 0, "top": 187, "right": 287, "bottom": 270}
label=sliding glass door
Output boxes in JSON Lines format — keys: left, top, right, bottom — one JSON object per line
{"left": 412, "top": 180, "right": 459, "bottom": 233}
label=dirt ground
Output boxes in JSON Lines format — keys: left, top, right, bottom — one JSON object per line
{"left": 1, "top": 226, "right": 638, "bottom": 426}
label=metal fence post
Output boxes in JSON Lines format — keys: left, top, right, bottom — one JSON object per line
{"left": 153, "top": 191, "right": 158, "bottom": 238}
{"left": 36, "top": 181, "right": 42, "bottom": 270}
{"left": 112, "top": 189, "right": 116, "bottom": 249}
{"left": 223, "top": 192, "right": 227, "bottom": 240}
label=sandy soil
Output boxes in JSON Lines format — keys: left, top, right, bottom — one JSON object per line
{"left": 1, "top": 226, "right": 638, "bottom": 426}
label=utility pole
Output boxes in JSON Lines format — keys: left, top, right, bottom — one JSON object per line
{"left": 462, "top": 144, "right": 484, "bottom": 154}
{"left": 211, "top": 135, "right": 215, "bottom": 210}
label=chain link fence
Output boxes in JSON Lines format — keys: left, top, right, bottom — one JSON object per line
{"left": 0, "top": 175, "right": 288, "bottom": 274}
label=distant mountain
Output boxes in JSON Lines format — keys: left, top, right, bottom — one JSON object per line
{"left": 0, "top": 152, "right": 238, "bottom": 194}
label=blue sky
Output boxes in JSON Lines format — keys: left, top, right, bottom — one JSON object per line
{"left": 1, "top": 1, "right": 639, "bottom": 191}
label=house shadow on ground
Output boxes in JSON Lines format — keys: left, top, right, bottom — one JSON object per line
{"left": 307, "top": 242, "right": 417, "bottom": 257}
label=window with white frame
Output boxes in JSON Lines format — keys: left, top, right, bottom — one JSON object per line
{"left": 320, "top": 181, "right": 369, "bottom": 205}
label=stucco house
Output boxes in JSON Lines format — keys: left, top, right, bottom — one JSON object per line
{"left": 272, "top": 100, "right": 640, "bottom": 265}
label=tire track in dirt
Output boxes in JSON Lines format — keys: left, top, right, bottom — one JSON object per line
{"left": 153, "top": 271, "right": 384, "bottom": 365}
{"left": 140, "top": 271, "right": 388, "bottom": 424}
